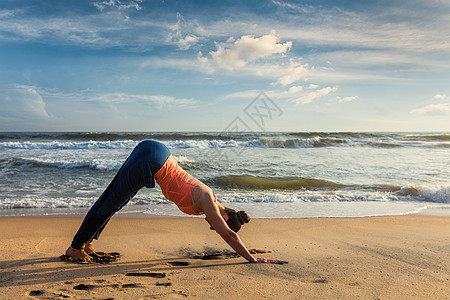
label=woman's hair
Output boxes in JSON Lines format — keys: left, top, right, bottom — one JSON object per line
{"left": 224, "top": 207, "right": 250, "bottom": 232}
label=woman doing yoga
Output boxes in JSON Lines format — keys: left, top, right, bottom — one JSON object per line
{"left": 66, "top": 140, "right": 277, "bottom": 263}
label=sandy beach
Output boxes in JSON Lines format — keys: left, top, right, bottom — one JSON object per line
{"left": 0, "top": 214, "right": 449, "bottom": 299}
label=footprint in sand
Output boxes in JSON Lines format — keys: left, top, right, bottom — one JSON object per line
{"left": 312, "top": 279, "right": 329, "bottom": 284}
{"left": 156, "top": 282, "right": 172, "bottom": 287}
{"left": 168, "top": 261, "right": 190, "bottom": 266}
{"left": 59, "top": 251, "right": 121, "bottom": 264}
{"left": 122, "top": 283, "right": 142, "bottom": 288}
{"left": 125, "top": 272, "right": 166, "bottom": 278}
{"left": 138, "top": 290, "right": 189, "bottom": 299}
{"left": 191, "top": 249, "right": 240, "bottom": 260}
{"left": 73, "top": 283, "right": 95, "bottom": 290}
{"left": 29, "top": 290, "right": 72, "bottom": 299}
{"left": 28, "top": 290, "right": 44, "bottom": 296}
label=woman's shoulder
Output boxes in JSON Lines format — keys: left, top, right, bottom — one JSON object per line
{"left": 192, "top": 184, "right": 216, "bottom": 212}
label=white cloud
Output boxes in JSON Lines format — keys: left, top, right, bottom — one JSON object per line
{"left": 292, "top": 86, "right": 338, "bottom": 104}
{"left": 167, "top": 13, "right": 199, "bottom": 50}
{"left": 0, "top": 6, "right": 167, "bottom": 50}
{"left": 308, "top": 84, "right": 319, "bottom": 89}
{"left": 93, "top": 0, "right": 143, "bottom": 11}
{"left": 434, "top": 94, "right": 448, "bottom": 100}
{"left": 410, "top": 103, "right": 450, "bottom": 116}
{"left": 222, "top": 90, "right": 262, "bottom": 100}
{"left": 0, "top": 85, "right": 51, "bottom": 120}
{"left": 274, "top": 5, "right": 450, "bottom": 53}
{"left": 270, "top": 0, "right": 311, "bottom": 13}
{"left": 90, "top": 93, "right": 196, "bottom": 106}
{"left": 336, "top": 95, "right": 358, "bottom": 103}
{"left": 189, "top": 0, "right": 450, "bottom": 56}
{"left": 177, "top": 35, "right": 199, "bottom": 50}
{"left": 139, "top": 57, "right": 199, "bottom": 71}
{"left": 271, "top": 59, "right": 310, "bottom": 86}
{"left": 196, "top": 51, "right": 214, "bottom": 73}
{"left": 0, "top": 10, "right": 16, "bottom": 18}
{"left": 286, "top": 85, "right": 303, "bottom": 94}
{"left": 198, "top": 31, "right": 292, "bottom": 72}
{"left": 144, "top": 50, "right": 312, "bottom": 88}
{"left": 2, "top": 0, "right": 449, "bottom": 62}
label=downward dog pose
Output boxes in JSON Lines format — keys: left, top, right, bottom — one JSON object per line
{"left": 66, "top": 140, "right": 277, "bottom": 263}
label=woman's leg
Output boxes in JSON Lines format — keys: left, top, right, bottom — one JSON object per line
{"left": 70, "top": 169, "right": 128, "bottom": 249}
{"left": 70, "top": 140, "right": 170, "bottom": 249}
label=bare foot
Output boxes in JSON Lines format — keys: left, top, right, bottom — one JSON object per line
{"left": 83, "top": 242, "right": 95, "bottom": 255}
{"left": 65, "top": 246, "right": 93, "bottom": 263}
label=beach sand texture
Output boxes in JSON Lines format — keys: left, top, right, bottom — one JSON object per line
{"left": 0, "top": 215, "right": 449, "bottom": 299}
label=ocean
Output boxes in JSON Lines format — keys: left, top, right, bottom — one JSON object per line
{"left": 0, "top": 132, "right": 449, "bottom": 218}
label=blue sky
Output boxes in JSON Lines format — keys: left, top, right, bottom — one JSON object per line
{"left": 0, "top": 0, "right": 449, "bottom": 132}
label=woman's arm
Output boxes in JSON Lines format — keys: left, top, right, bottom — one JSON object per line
{"left": 217, "top": 225, "right": 257, "bottom": 263}
{"left": 200, "top": 193, "right": 258, "bottom": 263}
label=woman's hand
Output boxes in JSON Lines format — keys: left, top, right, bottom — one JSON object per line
{"left": 254, "top": 257, "right": 288, "bottom": 264}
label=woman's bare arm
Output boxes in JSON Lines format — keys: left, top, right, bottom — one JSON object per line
{"left": 201, "top": 194, "right": 257, "bottom": 263}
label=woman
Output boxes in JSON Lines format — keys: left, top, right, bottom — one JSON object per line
{"left": 66, "top": 140, "right": 276, "bottom": 263}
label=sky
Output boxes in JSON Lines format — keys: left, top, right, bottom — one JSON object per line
{"left": 0, "top": 0, "right": 449, "bottom": 132}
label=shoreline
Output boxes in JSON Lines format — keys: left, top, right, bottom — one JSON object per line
{"left": 0, "top": 214, "right": 449, "bottom": 299}
{"left": 0, "top": 202, "right": 449, "bottom": 218}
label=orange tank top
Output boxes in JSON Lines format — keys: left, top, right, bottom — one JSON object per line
{"left": 154, "top": 155, "right": 203, "bottom": 215}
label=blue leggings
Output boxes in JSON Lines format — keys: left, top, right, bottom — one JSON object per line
{"left": 71, "top": 140, "right": 171, "bottom": 249}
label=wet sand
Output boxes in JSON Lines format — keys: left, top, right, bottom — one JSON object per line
{"left": 0, "top": 215, "right": 449, "bottom": 299}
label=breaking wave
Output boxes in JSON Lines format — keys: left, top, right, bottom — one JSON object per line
{"left": 210, "top": 175, "right": 346, "bottom": 190}
{"left": 1, "top": 131, "right": 448, "bottom": 150}
{"left": 208, "top": 175, "right": 449, "bottom": 203}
